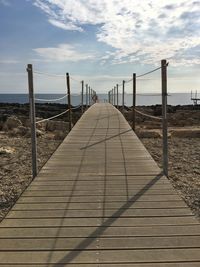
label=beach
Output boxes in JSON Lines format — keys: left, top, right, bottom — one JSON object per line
{"left": 0, "top": 103, "right": 199, "bottom": 221}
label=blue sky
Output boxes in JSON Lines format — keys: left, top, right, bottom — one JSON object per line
{"left": 0, "top": 0, "right": 199, "bottom": 94}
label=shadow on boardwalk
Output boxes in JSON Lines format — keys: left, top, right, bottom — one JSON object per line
{"left": 48, "top": 172, "right": 163, "bottom": 266}
{"left": 80, "top": 129, "right": 133, "bottom": 150}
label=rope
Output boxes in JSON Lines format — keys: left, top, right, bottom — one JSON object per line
{"left": 134, "top": 108, "right": 162, "bottom": 120}
{"left": 71, "top": 104, "right": 82, "bottom": 110}
{"left": 70, "top": 76, "right": 81, "bottom": 83}
{"left": 36, "top": 109, "right": 70, "bottom": 124}
{"left": 125, "top": 78, "right": 133, "bottom": 83}
{"left": 35, "top": 94, "right": 68, "bottom": 102}
{"left": 71, "top": 92, "right": 82, "bottom": 96}
{"left": 137, "top": 67, "right": 161, "bottom": 78}
{"left": 31, "top": 70, "right": 64, "bottom": 78}
{"left": 136, "top": 93, "right": 161, "bottom": 96}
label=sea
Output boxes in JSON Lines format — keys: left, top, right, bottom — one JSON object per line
{"left": 0, "top": 93, "right": 196, "bottom": 107}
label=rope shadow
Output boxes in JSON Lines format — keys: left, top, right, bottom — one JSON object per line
{"left": 80, "top": 128, "right": 133, "bottom": 150}
{"left": 52, "top": 171, "right": 163, "bottom": 266}
{"left": 95, "top": 113, "right": 119, "bottom": 121}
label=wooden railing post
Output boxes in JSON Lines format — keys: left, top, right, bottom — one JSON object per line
{"left": 86, "top": 84, "right": 88, "bottom": 108}
{"left": 116, "top": 84, "right": 119, "bottom": 109}
{"left": 108, "top": 91, "right": 110, "bottom": 103}
{"left": 112, "top": 88, "right": 114, "bottom": 105}
{"left": 132, "top": 73, "right": 136, "bottom": 130}
{"left": 89, "top": 86, "right": 91, "bottom": 106}
{"left": 113, "top": 86, "right": 116, "bottom": 106}
{"left": 161, "top": 59, "right": 168, "bottom": 177}
{"left": 122, "top": 80, "right": 125, "bottom": 113}
{"left": 81, "top": 80, "right": 84, "bottom": 114}
{"left": 27, "top": 64, "right": 38, "bottom": 179}
{"left": 66, "top": 73, "right": 72, "bottom": 131}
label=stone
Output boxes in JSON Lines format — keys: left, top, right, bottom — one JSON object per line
{"left": 136, "top": 130, "right": 162, "bottom": 138}
{"left": 0, "top": 146, "right": 15, "bottom": 155}
{"left": 171, "top": 129, "right": 200, "bottom": 138}
{"left": 46, "top": 120, "right": 70, "bottom": 132}
{"left": 3, "top": 116, "right": 22, "bottom": 131}
{"left": 54, "top": 130, "right": 67, "bottom": 140}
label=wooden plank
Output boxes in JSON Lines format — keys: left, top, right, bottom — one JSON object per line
{"left": 0, "top": 216, "right": 197, "bottom": 228}
{"left": 7, "top": 208, "right": 193, "bottom": 219}
{"left": 1, "top": 263, "right": 200, "bottom": 267}
{"left": 0, "top": 249, "right": 200, "bottom": 264}
{"left": 1, "top": 225, "right": 200, "bottom": 238}
{"left": 1, "top": 236, "right": 200, "bottom": 250}
{"left": 22, "top": 189, "right": 177, "bottom": 197}
{"left": 13, "top": 201, "right": 188, "bottom": 210}
{"left": 17, "top": 194, "right": 182, "bottom": 203}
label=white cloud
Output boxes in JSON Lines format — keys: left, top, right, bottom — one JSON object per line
{"left": 33, "top": 43, "right": 96, "bottom": 62}
{"left": 34, "top": 0, "right": 200, "bottom": 66}
{"left": 48, "top": 19, "right": 83, "bottom": 31}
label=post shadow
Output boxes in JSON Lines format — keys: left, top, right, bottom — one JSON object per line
{"left": 51, "top": 172, "right": 163, "bottom": 266}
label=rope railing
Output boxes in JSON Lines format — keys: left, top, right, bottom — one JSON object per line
{"left": 71, "top": 92, "right": 82, "bottom": 96}
{"left": 71, "top": 104, "right": 82, "bottom": 110}
{"left": 35, "top": 93, "right": 69, "bottom": 102}
{"left": 134, "top": 108, "right": 162, "bottom": 121}
{"left": 36, "top": 109, "right": 70, "bottom": 124}
{"left": 136, "top": 66, "right": 162, "bottom": 78}
{"left": 30, "top": 69, "right": 65, "bottom": 78}
{"left": 107, "top": 59, "right": 169, "bottom": 177}
{"left": 136, "top": 93, "right": 171, "bottom": 96}
{"left": 27, "top": 63, "right": 97, "bottom": 178}
{"left": 70, "top": 76, "right": 82, "bottom": 83}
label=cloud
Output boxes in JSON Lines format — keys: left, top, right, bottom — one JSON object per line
{"left": 48, "top": 19, "right": 83, "bottom": 31}
{"left": 0, "top": 0, "right": 10, "bottom": 6}
{"left": 33, "top": 0, "right": 200, "bottom": 66}
{"left": 33, "top": 43, "right": 96, "bottom": 62}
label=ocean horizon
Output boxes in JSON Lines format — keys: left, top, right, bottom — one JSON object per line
{"left": 0, "top": 93, "right": 196, "bottom": 106}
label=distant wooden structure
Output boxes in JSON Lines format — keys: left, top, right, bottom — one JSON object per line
{"left": 191, "top": 90, "right": 200, "bottom": 105}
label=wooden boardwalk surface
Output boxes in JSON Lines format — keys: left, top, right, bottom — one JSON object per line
{"left": 0, "top": 103, "right": 200, "bottom": 266}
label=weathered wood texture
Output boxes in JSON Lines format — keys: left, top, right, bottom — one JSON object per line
{"left": 0, "top": 103, "right": 200, "bottom": 266}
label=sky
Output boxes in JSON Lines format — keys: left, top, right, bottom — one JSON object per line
{"left": 0, "top": 0, "right": 199, "bottom": 94}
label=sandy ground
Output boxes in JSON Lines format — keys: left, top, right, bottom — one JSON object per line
{"left": 0, "top": 104, "right": 200, "bottom": 221}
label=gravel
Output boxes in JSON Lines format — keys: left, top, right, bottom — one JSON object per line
{"left": 141, "top": 137, "right": 200, "bottom": 219}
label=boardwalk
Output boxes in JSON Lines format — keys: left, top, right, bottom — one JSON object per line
{"left": 0, "top": 103, "right": 200, "bottom": 266}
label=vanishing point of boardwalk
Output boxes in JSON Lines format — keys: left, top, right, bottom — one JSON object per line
{"left": 0, "top": 103, "right": 200, "bottom": 266}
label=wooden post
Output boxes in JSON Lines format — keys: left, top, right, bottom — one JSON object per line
{"left": 132, "top": 73, "right": 136, "bottom": 131}
{"left": 89, "top": 86, "right": 91, "bottom": 106}
{"left": 122, "top": 80, "right": 125, "bottom": 113}
{"left": 116, "top": 84, "right": 119, "bottom": 109}
{"left": 27, "top": 64, "right": 37, "bottom": 179}
{"left": 161, "top": 59, "right": 168, "bottom": 177}
{"left": 112, "top": 88, "right": 114, "bottom": 105}
{"left": 86, "top": 84, "right": 88, "bottom": 108}
{"left": 81, "top": 80, "right": 84, "bottom": 114}
{"left": 66, "top": 73, "right": 72, "bottom": 131}
{"left": 108, "top": 91, "right": 110, "bottom": 103}
{"left": 114, "top": 86, "right": 116, "bottom": 106}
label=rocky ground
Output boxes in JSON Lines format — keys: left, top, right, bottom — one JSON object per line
{"left": 141, "top": 138, "right": 200, "bottom": 219}
{"left": 124, "top": 105, "right": 200, "bottom": 219}
{"left": 0, "top": 103, "right": 200, "bottom": 220}
{"left": 0, "top": 103, "right": 82, "bottom": 220}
